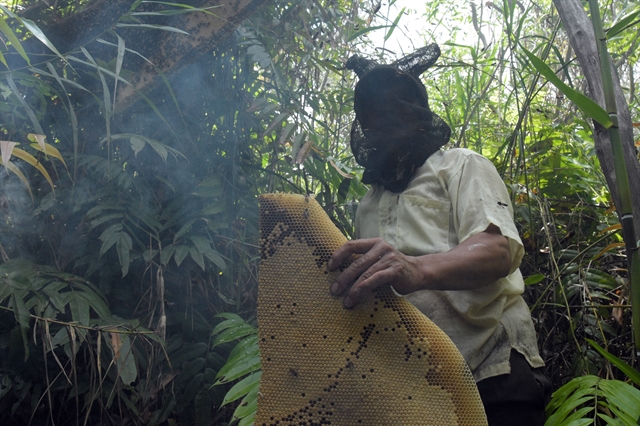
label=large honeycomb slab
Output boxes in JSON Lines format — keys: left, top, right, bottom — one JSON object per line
{"left": 257, "top": 193, "right": 487, "bottom": 425}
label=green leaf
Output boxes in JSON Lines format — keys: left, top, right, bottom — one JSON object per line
{"left": 524, "top": 273, "right": 545, "bottom": 285}
{"left": 0, "top": 15, "right": 30, "bottom": 65}
{"left": 114, "top": 334, "right": 138, "bottom": 386}
{"left": 607, "top": 9, "right": 640, "bottom": 39}
{"left": 116, "top": 231, "right": 133, "bottom": 277}
{"left": 347, "top": 25, "right": 390, "bottom": 42}
{"left": 115, "top": 23, "right": 189, "bottom": 35}
{"left": 11, "top": 294, "right": 31, "bottom": 359}
{"left": 213, "top": 323, "right": 257, "bottom": 348}
{"left": 231, "top": 387, "right": 258, "bottom": 422}
{"left": 173, "top": 245, "right": 189, "bottom": 266}
{"left": 189, "top": 247, "right": 205, "bottom": 270}
{"left": 586, "top": 339, "right": 640, "bottom": 386}
{"left": 520, "top": 46, "right": 613, "bottom": 128}
{"left": 68, "top": 292, "right": 90, "bottom": 325}
{"left": 99, "top": 223, "right": 123, "bottom": 258}
{"left": 384, "top": 7, "right": 405, "bottom": 41}
{"left": 19, "top": 17, "right": 65, "bottom": 61}
{"left": 214, "top": 354, "right": 261, "bottom": 385}
{"left": 221, "top": 371, "right": 261, "bottom": 406}
{"left": 212, "top": 313, "right": 246, "bottom": 335}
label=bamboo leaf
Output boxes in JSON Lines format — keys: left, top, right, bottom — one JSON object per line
{"left": 520, "top": 46, "right": 613, "bottom": 128}
{"left": 27, "top": 133, "right": 46, "bottom": 152}
{"left": 115, "top": 23, "right": 190, "bottom": 35}
{"left": 607, "top": 9, "right": 640, "bottom": 39}
{"left": 384, "top": 7, "right": 405, "bottom": 41}
{"left": 19, "top": 17, "right": 65, "bottom": 61}
{"left": 10, "top": 147, "right": 55, "bottom": 192}
{"left": 0, "top": 140, "right": 17, "bottom": 165}
{"left": 0, "top": 15, "right": 31, "bottom": 65}
{"left": 11, "top": 293, "right": 31, "bottom": 359}
{"left": 586, "top": 339, "right": 640, "bottom": 386}
{"left": 30, "top": 142, "right": 68, "bottom": 169}
{"left": 347, "top": 25, "right": 390, "bottom": 42}
{"left": 0, "top": 160, "right": 34, "bottom": 200}
{"left": 6, "top": 75, "right": 45, "bottom": 135}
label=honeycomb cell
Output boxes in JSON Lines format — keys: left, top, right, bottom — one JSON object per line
{"left": 256, "top": 193, "right": 487, "bottom": 425}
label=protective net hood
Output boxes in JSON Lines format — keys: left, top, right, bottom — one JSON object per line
{"left": 256, "top": 193, "right": 487, "bottom": 425}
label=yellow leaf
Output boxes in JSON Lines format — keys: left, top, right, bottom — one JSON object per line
{"left": 30, "top": 142, "right": 68, "bottom": 170}
{"left": 27, "top": 133, "right": 46, "bottom": 151}
{"left": 0, "top": 140, "right": 18, "bottom": 166}
{"left": 594, "top": 242, "right": 625, "bottom": 260}
{"left": 11, "top": 147, "right": 55, "bottom": 192}
{"left": 110, "top": 332, "right": 122, "bottom": 360}
{"left": 600, "top": 223, "right": 622, "bottom": 234}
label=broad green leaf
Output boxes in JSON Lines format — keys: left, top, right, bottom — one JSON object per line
{"left": 0, "top": 50, "right": 7, "bottom": 68}
{"left": 112, "top": 333, "right": 138, "bottom": 386}
{"left": 521, "top": 46, "right": 613, "bottom": 128}
{"left": 214, "top": 354, "right": 261, "bottom": 384}
{"left": 99, "top": 223, "right": 123, "bottom": 258}
{"left": 68, "top": 292, "right": 90, "bottom": 325}
{"left": 231, "top": 387, "right": 258, "bottom": 421}
{"left": 189, "top": 247, "right": 205, "bottom": 270}
{"left": 173, "top": 245, "right": 189, "bottom": 266}
{"left": 225, "top": 335, "right": 260, "bottom": 368}
{"left": 213, "top": 323, "right": 257, "bottom": 347}
{"left": 116, "top": 231, "right": 133, "bottom": 277}
{"left": 221, "top": 371, "right": 261, "bottom": 406}
{"left": 212, "top": 313, "right": 246, "bottom": 335}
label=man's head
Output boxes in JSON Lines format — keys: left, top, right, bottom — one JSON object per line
{"left": 350, "top": 65, "right": 450, "bottom": 192}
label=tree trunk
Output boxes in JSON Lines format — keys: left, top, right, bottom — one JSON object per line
{"left": 553, "top": 0, "right": 640, "bottom": 240}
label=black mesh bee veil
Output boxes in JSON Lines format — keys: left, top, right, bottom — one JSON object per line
{"left": 346, "top": 44, "right": 451, "bottom": 193}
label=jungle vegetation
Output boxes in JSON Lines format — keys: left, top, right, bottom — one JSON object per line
{"left": 1, "top": 0, "right": 639, "bottom": 424}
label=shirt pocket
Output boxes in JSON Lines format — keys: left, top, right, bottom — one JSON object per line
{"left": 397, "top": 195, "right": 451, "bottom": 255}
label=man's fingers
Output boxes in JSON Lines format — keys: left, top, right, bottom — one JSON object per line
{"left": 327, "top": 239, "right": 379, "bottom": 270}
{"left": 344, "top": 267, "right": 395, "bottom": 308}
{"left": 330, "top": 251, "right": 380, "bottom": 296}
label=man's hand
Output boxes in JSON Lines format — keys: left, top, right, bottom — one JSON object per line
{"left": 327, "top": 224, "right": 512, "bottom": 308}
{"left": 327, "top": 238, "right": 424, "bottom": 308}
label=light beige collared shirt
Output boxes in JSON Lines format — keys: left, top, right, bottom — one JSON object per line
{"left": 355, "top": 148, "right": 544, "bottom": 382}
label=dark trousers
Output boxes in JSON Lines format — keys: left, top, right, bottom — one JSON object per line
{"left": 476, "top": 350, "right": 552, "bottom": 426}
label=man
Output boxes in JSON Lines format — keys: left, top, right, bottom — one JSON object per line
{"left": 327, "top": 61, "right": 551, "bottom": 425}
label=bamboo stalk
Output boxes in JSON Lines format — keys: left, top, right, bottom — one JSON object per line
{"left": 587, "top": 0, "right": 640, "bottom": 359}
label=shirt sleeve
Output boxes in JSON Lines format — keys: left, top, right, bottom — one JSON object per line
{"left": 447, "top": 152, "right": 524, "bottom": 275}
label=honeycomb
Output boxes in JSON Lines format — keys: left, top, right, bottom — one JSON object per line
{"left": 256, "top": 193, "right": 487, "bottom": 426}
